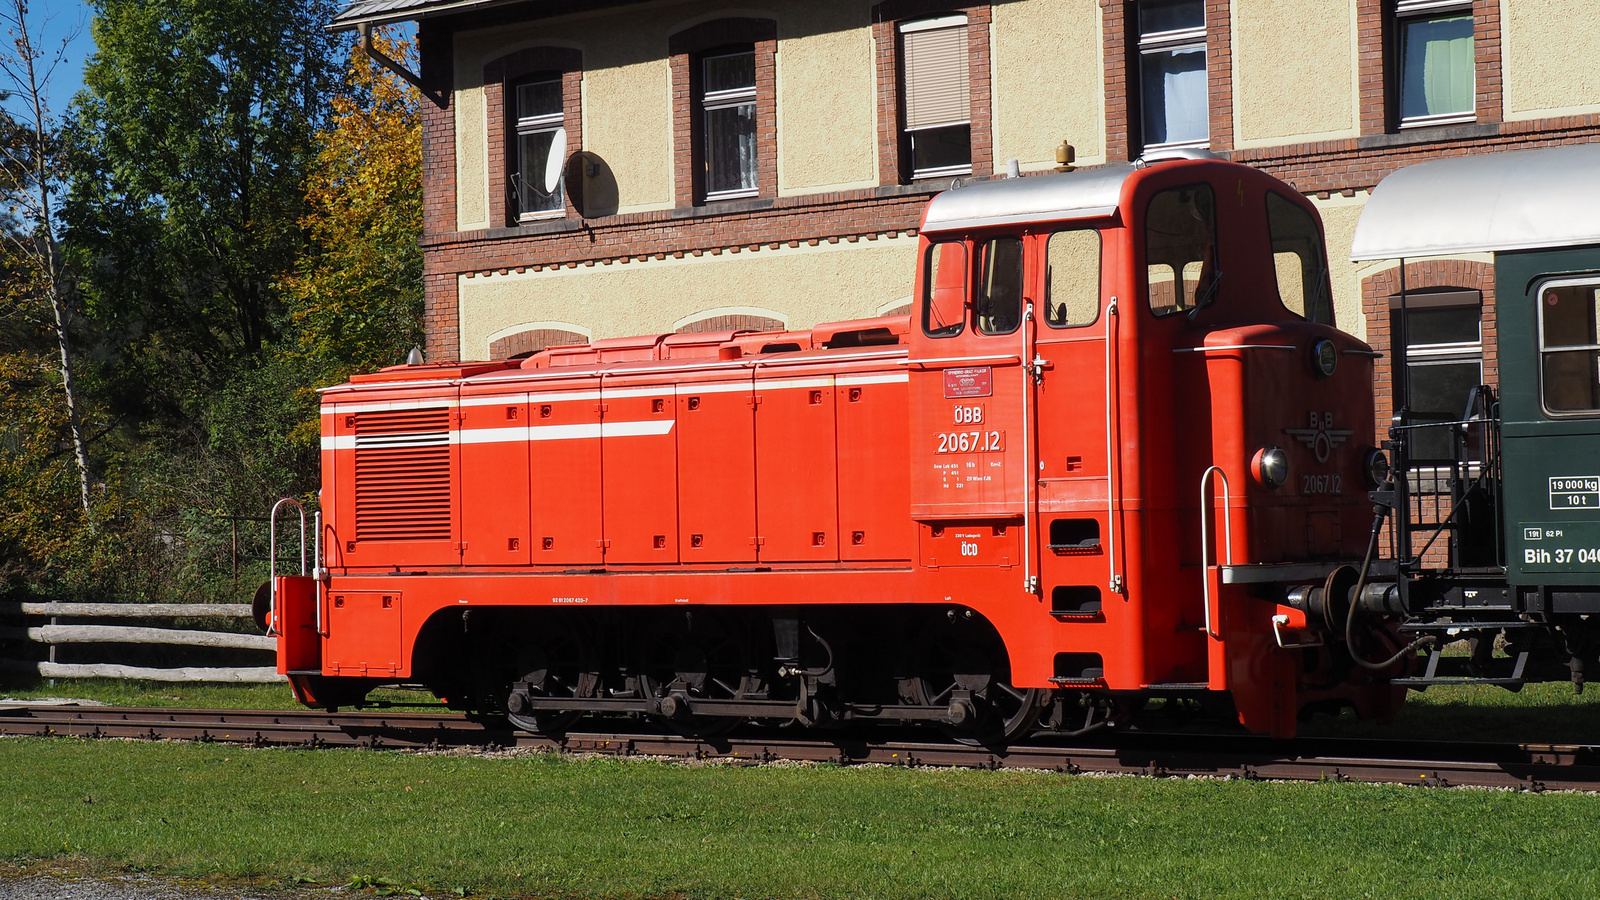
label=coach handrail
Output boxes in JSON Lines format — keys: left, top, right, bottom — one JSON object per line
{"left": 269, "top": 498, "right": 307, "bottom": 638}
{"left": 1199, "top": 466, "right": 1234, "bottom": 639}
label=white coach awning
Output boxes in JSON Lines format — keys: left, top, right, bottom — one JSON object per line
{"left": 1350, "top": 143, "right": 1600, "bottom": 261}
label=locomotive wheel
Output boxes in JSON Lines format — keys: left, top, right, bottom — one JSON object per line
{"left": 639, "top": 612, "right": 762, "bottom": 736}
{"left": 506, "top": 622, "right": 600, "bottom": 735}
{"left": 904, "top": 628, "right": 1045, "bottom": 746}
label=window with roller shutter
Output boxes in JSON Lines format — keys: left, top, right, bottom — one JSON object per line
{"left": 900, "top": 15, "right": 971, "bottom": 179}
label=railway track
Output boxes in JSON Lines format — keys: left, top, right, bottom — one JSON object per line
{"left": 3, "top": 703, "right": 1597, "bottom": 791}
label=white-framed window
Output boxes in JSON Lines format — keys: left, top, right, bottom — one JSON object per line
{"left": 1536, "top": 278, "right": 1600, "bottom": 416}
{"left": 701, "top": 48, "right": 758, "bottom": 199}
{"left": 1393, "top": 290, "right": 1482, "bottom": 460}
{"left": 513, "top": 76, "right": 565, "bottom": 219}
{"left": 1138, "top": 0, "right": 1207, "bottom": 149}
{"left": 900, "top": 15, "right": 971, "bottom": 179}
{"left": 1396, "top": 0, "right": 1475, "bottom": 128}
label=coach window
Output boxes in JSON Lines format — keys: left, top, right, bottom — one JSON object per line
{"left": 1539, "top": 280, "right": 1600, "bottom": 415}
{"left": 976, "top": 237, "right": 1023, "bottom": 335}
{"left": 923, "top": 240, "right": 968, "bottom": 338}
{"left": 1266, "top": 193, "right": 1332, "bottom": 325}
{"left": 1145, "top": 184, "right": 1218, "bottom": 317}
{"left": 1045, "top": 229, "right": 1101, "bottom": 328}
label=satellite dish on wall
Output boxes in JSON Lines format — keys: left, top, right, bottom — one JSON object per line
{"left": 542, "top": 126, "right": 567, "bottom": 195}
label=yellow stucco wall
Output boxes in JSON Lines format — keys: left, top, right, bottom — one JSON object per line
{"left": 776, "top": 4, "right": 878, "bottom": 195}
{"left": 1231, "top": 0, "right": 1358, "bottom": 148}
{"left": 991, "top": 0, "right": 1104, "bottom": 171}
{"left": 1502, "top": 0, "right": 1600, "bottom": 121}
{"left": 1310, "top": 192, "right": 1370, "bottom": 342}
{"left": 453, "top": 83, "right": 489, "bottom": 231}
{"left": 457, "top": 236, "right": 916, "bottom": 359}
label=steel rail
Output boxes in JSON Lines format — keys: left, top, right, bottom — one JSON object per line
{"left": 2, "top": 705, "right": 1597, "bottom": 791}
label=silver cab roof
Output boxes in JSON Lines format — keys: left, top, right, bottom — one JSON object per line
{"left": 920, "top": 164, "right": 1136, "bottom": 233}
{"left": 1350, "top": 143, "right": 1600, "bottom": 261}
{"left": 920, "top": 148, "right": 1225, "bottom": 234}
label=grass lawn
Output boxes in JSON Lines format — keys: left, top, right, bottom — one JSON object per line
{"left": 0, "top": 678, "right": 437, "bottom": 711}
{"left": 8, "top": 676, "right": 1600, "bottom": 745}
{"left": 2, "top": 737, "right": 1599, "bottom": 900}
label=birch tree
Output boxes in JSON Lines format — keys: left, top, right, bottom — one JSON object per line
{"left": 0, "top": 0, "right": 93, "bottom": 518}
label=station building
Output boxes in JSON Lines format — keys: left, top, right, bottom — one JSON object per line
{"left": 330, "top": 0, "right": 1600, "bottom": 434}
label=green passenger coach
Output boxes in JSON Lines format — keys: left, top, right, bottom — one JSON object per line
{"left": 1351, "top": 143, "right": 1600, "bottom": 689}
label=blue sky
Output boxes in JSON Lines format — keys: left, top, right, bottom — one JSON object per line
{"left": 16, "top": 0, "right": 95, "bottom": 119}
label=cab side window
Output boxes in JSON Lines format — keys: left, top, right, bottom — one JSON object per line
{"left": 1145, "top": 184, "right": 1218, "bottom": 317}
{"left": 1046, "top": 229, "right": 1102, "bottom": 328}
{"left": 975, "top": 236, "right": 1023, "bottom": 335}
{"left": 922, "top": 240, "right": 968, "bottom": 338}
{"left": 1266, "top": 192, "right": 1333, "bottom": 325}
{"left": 1540, "top": 281, "right": 1600, "bottom": 415}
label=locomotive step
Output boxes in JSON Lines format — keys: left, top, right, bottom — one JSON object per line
{"left": 1398, "top": 620, "right": 1543, "bottom": 632}
{"left": 1390, "top": 676, "right": 1527, "bottom": 688}
{"left": 1391, "top": 644, "right": 1530, "bottom": 688}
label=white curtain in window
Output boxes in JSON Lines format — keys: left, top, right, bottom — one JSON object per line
{"left": 903, "top": 23, "right": 968, "bottom": 130}
{"left": 1142, "top": 47, "right": 1206, "bottom": 145}
{"left": 1402, "top": 15, "right": 1473, "bottom": 118}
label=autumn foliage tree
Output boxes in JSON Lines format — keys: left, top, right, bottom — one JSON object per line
{"left": 278, "top": 29, "right": 424, "bottom": 449}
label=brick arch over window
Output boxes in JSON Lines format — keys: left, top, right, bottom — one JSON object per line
{"left": 871, "top": 0, "right": 993, "bottom": 184}
{"left": 668, "top": 18, "right": 778, "bottom": 205}
{"left": 1361, "top": 258, "right": 1497, "bottom": 436}
{"left": 676, "top": 313, "right": 786, "bottom": 334}
{"left": 483, "top": 46, "right": 583, "bottom": 227}
{"left": 489, "top": 327, "right": 589, "bottom": 361}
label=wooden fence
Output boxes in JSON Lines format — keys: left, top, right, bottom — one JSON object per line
{"left": 0, "top": 602, "right": 283, "bottom": 683}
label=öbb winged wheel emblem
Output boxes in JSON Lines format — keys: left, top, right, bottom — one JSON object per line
{"left": 1284, "top": 411, "right": 1353, "bottom": 463}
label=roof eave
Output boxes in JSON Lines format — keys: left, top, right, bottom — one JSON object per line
{"left": 328, "top": 0, "right": 530, "bottom": 32}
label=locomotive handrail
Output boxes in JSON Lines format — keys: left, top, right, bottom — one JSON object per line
{"left": 901, "top": 354, "right": 1021, "bottom": 368}
{"left": 1271, "top": 614, "right": 1323, "bottom": 649}
{"left": 1199, "top": 466, "right": 1234, "bottom": 640}
{"left": 1171, "top": 344, "right": 1295, "bottom": 353}
{"left": 268, "top": 498, "right": 307, "bottom": 639}
{"left": 1104, "top": 295, "right": 1124, "bottom": 595}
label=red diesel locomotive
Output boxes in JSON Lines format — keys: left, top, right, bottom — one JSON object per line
{"left": 269, "top": 153, "right": 1402, "bottom": 740}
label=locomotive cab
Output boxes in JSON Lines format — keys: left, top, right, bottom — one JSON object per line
{"left": 909, "top": 154, "right": 1397, "bottom": 736}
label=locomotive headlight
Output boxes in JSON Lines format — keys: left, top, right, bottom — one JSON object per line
{"left": 1251, "top": 446, "right": 1289, "bottom": 489}
{"left": 1363, "top": 448, "right": 1391, "bottom": 488}
{"left": 1312, "top": 339, "right": 1337, "bottom": 378}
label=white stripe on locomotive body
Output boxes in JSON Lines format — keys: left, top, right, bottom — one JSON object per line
{"left": 325, "top": 372, "right": 906, "bottom": 417}
{"left": 321, "top": 419, "right": 676, "bottom": 450}
{"left": 834, "top": 372, "right": 909, "bottom": 387}
{"left": 354, "top": 431, "right": 451, "bottom": 449}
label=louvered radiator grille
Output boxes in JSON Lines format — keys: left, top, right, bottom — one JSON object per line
{"left": 352, "top": 408, "right": 452, "bottom": 542}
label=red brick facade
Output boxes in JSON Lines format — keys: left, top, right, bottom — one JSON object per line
{"left": 483, "top": 46, "right": 584, "bottom": 227}
{"left": 870, "top": 1, "right": 994, "bottom": 184}
{"left": 676, "top": 313, "right": 786, "bottom": 334}
{"left": 1361, "top": 259, "right": 1497, "bottom": 441}
{"left": 668, "top": 18, "right": 779, "bottom": 206}
{"left": 412, "top": 0, "right": 1593, "bottom": 367}
{"left": 488, "top": 327, "right": 589, "bottom": 360}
